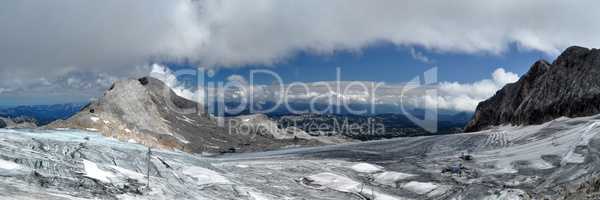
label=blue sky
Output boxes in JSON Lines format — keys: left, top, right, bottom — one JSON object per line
{"left": 168, "top": 42, "right": 549, "bottom": 85}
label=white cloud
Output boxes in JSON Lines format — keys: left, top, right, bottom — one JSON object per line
{"left": 1, "top": 1, "right": 587, "bottom": 104}
{"left": 410, "top": 48, "right": 433, "bottom": 64}
{"left": 226, "top": 75, "right": 248, "bottom": 85}
{"left": 149, "top": 64, "right": 202, "bottom": 103}
{"left": 153, "top": 66, "right": 518, "bottom": 112}
{"left": 150, "top": 64, "right": 179, "bottom": 89}
{"left": 432, "top": 68, "right": 519, "bottom": 111}
{"left": 175, "top": 0, "right": 598, "bottom": 67}
{"left": 492, "top": 68, "right": 520, "bottom": 85}
{"left": 0, "top": 70, "right": 127, "bottom": 105}
{"left": 1, "top": 0, "right": 599, "bottom": 79}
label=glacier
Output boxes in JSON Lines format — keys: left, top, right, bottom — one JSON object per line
{"left": 2, "top": 114, "right": 600, "bottom": 199}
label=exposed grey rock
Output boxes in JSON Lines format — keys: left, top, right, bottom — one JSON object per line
{"left": 466, "top": 46, "right": 600, "bottom": 132}
{"left": 47, "top": 77, "right": 322, "bottom": 153}
{"left": 0, "top": 117, "right": 37, "bottom": 129}
{"left": 230, "top": 114, "right": 353, "bottom": 144}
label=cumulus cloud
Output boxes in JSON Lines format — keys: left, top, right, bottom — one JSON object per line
{"left": 492, "top": 68, "right": 520, "bottom": 84}
{"left": 149, "top": 64, "right": 203, "bottom": 103}
{"left": 432, "top": 68, "right": 519, "bottom": 111}
{"left": 410, "top": 48, "right": 433, "bottom": 64}
{"left": 153, "top": 66, "right": 518, "bottom": 112}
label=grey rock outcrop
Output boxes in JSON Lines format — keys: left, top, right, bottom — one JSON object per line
{"left": 48, "top": 77, "right": 320, "bottom": 153}
{"left": 466, "top": 46, "right": 600, "bottom": 132}
{"left": 0, "top": 117, "right": 37, "bottom": 129}
{"left": 0, "top": 118, "right": 6, "bottom": 128}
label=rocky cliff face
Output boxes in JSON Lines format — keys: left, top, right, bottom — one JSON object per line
{"left": 466, "top": 46, "right": 600, "bottom": 132}
{"left": 0, "top": 118, "right": 5, "bottom": 128}
{"left": 48, "top": 77, "right": 321, "bottom": 153}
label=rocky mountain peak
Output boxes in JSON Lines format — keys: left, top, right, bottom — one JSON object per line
{"left": 465, "top": 46, "right": 600, "bottom": 132}
{"left": 526, "top": 60, "right": 551, "bottom": 79}
{"left": 48, "top": 76, "right": 324, "bottom": 153}
{"left": 553, "top": 46, "right": 597, "bottom": 67}
{"left": 49, "top": 76, "right": 204, "bottom": 150}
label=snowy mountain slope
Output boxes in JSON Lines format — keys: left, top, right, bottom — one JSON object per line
{"left": 2, "top": 114, "right": 600, "bottom": 199}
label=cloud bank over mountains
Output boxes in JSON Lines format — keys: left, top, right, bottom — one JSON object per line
{"left": 150, "top": 64, "right": 519, "bottom": 112}
{"left": 3, "top": 1, "right": 600, "bottom": 74}
{"left": 0, "top": 0, "right": 593, "bottom": 107}
{"left": 434, "top": 68, "right": 519, "bottom": 111}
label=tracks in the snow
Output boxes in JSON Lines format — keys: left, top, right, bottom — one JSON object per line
{"left": 481, "top": 130, "right": 510, "bottom": 149}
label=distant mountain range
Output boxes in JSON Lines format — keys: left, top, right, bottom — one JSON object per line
{"left": 270, "top": 112, "right": 471, "bottom": 140}
{"left": 0, "top": 94, "right": 472, "bottom": 140}
{"left": 0, "top": 103, "right": 85, "bottom": 125}
{"left": 217, "top": 101, "right": 469, "bottom": 117}
{"left": 0, "top": 100, "right": 471, "bottom": 127}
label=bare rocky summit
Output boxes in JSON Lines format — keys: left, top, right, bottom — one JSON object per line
{"left": 48, "top": 77, "right": 323, "bottom": 153}
{"left": 466, "top": 46, "right": 600, "bottom": 132}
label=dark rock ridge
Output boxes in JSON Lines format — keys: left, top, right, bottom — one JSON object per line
{"left": 0, "top": 118, "right": 6, "bottom": 128}
{"left": 466, "top": 46, "right": 600, "bottom": 132}
{"left": 48, "top": 77, "right": 322, "bottom": 153}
